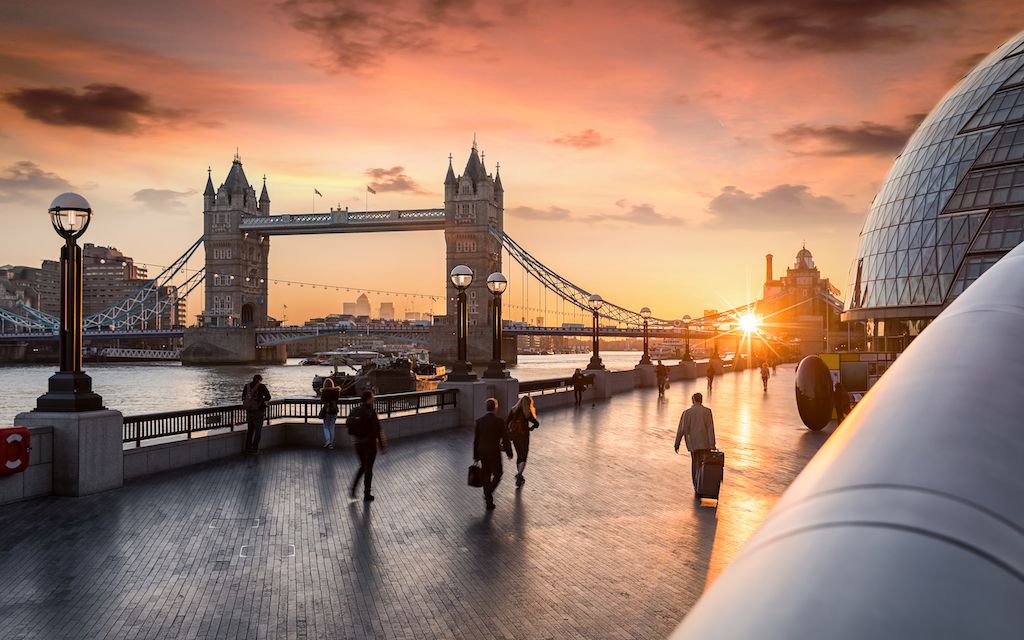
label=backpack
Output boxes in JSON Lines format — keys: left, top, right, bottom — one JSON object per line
{"left": 242, "top": 383, "right": 261, "bottom": 411}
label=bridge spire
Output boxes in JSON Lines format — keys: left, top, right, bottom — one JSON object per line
{"left": 445, "top": 153, "right": 457, "bottom": 186}
{"left": 494, "top": 162, "right": 503, "bottom": 193}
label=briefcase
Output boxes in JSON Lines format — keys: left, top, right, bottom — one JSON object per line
{"left": 696, "top": 449, "right": 725, "bottom": 499}
{"left": 467, "top": 463, "right": 483, "bottom": 488}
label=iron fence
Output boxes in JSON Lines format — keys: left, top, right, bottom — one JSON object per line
{"left": 518, "top": 377, "right": 578, "bottom": 396}
{"left": 123, "top": 389, "right": 458, "bottom": 447}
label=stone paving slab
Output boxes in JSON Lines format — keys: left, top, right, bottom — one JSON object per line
{"left": 0, "top": 366, "right": 835, "bottom": 639}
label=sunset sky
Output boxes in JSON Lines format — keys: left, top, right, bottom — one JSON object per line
{"left": 1, "top": 0, "right": 1020, "bottom": 323}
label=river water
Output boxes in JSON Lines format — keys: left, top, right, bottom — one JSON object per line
{"left": 0, "top": 352, "right": 679, "bottom": 423}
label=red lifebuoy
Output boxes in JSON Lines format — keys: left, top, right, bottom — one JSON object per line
{"left": 0, "top": 427, "right": 30, "bottom": 475}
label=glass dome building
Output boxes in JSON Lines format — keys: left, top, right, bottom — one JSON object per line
{"left": 844, "top": 30, "right": 1024, "bottom": 349}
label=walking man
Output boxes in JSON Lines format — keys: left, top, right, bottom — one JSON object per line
{"left": 675, "top": 392, "right": 716, "bottom": 493}
{"left": 706, "top": 366, "right": 715, "bottom": 392}
{"left": 656, "top": 360, "right": 669, "bottom": 398}
{"left": 349, "top": 391, "right": 387, "bottom": 502}
{"left": 571, "top": 369, "right": 586, "bottom": 406}
{"left": 474, "top": 397, "right": 513, "bottom": 510}
{"left": 242, "top": 374, "right": 271, "bottom": 454}
{"left": 760, "top": 361, "right": 771, "bottom": 392}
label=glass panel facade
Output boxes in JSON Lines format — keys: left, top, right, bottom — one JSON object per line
{"left": 947, "top": 255, "right": 1001, "bottom": 301}
{"left": 962, "top": 86, "right": 1024, "bottom": 132}
{"left": 847, "top": 32, "right": 1024, "bottom": 317}
{"left": 944, "top": 164, "right": 1024, "bottom": 211}
{"left": 969, "top": 206, "right": 1024, "bottom": 252}
{"left": 974, "top": 123, "right": 1024, "bottom": 166}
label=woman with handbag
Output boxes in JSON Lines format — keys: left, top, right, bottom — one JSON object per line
{"left": 506, "top": 396, "right": 540, "bottom": 487}
{"left": 320, "top": 378, "right": 341, "bottom": 449}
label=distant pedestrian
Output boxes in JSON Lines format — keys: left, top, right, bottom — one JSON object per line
{"left": 571, "top": 368, "right": 586, "bottom": 406}
{"left": 506, "top": 396, "right": 540, "bottom": 487}
{"left": 675, "top": 392, "right": 716, "bottom": 494}
{"left": 706, "top": 366, "right": 715, "bottom": 392}
{"left": 771, "top": 358, "right": 778, "bottom": 374}
{"left": 473, "top": 397, "right": 513, "bottom": 510}
{"left": 760, "top": 362, "right": 771, "bottom": 392}
{"left": 320, "top": 378, "right": 341, "bottom": 449}
{"left": 241, "top": 374, "right": 271, "bottom": 454}
{"left": 833, "top": 382, "right": 850, "bottom": 423}
{"left": 349, "top": 391, "right": 387, "bottom": 502}
{"left": 656, "top": 360, "right": 669, "bottom": 397}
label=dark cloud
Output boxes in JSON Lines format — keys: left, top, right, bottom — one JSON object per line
{"left": 706, "top": 184, "right": 858, "bottom": 229}
{"left": 365, "top": 166, "right": 429, "bottom": 194}
{"left": 131, "top": 188, "right": 197, "bottom": 215}
{"left": 3, "top": 84, "right": 188, "bottom": 134}
{"left": 278, "top": 0, "right": 494, "bottom": 70}
{"left": 671, "top": 0, "right": 954, "bottom": 53}
{"left": 587, "top": 201, "right": 684, "bottom": 226}
{"left": 551, "top": 129, "right": 611, "bottom": 149}
{"left": 773, "top": 114, "right": 926, "bottom": 156}
{"left": 508, "top": 205, "right": 572, "bottom": 220}
{"left": 0, "top": 161, "right": 73, "bottom": 203}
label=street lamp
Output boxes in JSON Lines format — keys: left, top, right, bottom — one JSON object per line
{"left": 449, "top": 264, "right": 476, "bottom": 381}
{"left": 682, "top": 314, "right": 692, "bottom": 361}
{"left": 638, "top": 307, "right": 652, "bottom": 365}
{"left": 587, "top": 293, "right": 605, "bottom": 370}
{"left": 483, "top": 272, "right": 509, "bottom": 378}
{"left": 36, "top": 193, "right": 104, "bottom": 412}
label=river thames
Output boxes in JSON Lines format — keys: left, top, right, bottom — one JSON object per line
{"left": 0, "top": 352, "right": 681, "bottom": 424}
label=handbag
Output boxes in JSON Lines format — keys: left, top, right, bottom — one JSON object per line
{"left": 317, "top": 405, "right": 327, "bottom": 420}
{"left": 467, "top": 462, "right": 484, "bottom": 488}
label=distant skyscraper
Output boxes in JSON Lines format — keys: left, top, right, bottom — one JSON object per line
{"left": 379, "top": 302, "right": 394, "bottom": 320}
{"left": 343, "top": 302, "right": 358, "bottom": 316}
{"left": 405, "top": 311, "right": 423, "bottom": 321}
{"left": 354, "top": 293, "right": 371, "bottom": 317}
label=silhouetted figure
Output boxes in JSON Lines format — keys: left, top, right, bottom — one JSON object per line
{"left": 656, "top": 360, "right": 669, "bottom": 397}
{"left": 506, "top": 396, "right": 540, "bottom": 487}
{"left": 833, "top": 382, "right": 850, "bottom": 423}
{"left": 349, "top": 391, "right": 387, "bottom": 501}
{"left": 241, "top": 374, "right": 271, "bottom": 454}
{"left": 771, "top": 359, "right": 778, "bottom": 374}
{"left": 760, "top": 362, "right": 771, "bottom": 392}
{"left": 706, "top": 366, "right": 715, "bottom": 392}
{"left": 571, "top": 368, "right": 586, "bottom": 406}
{"left": 675, "top": 392, "right": 716, "bottom": 493}
{"left": 321, "top": 378, "right": 341, "bottom": 449}
{"left": 474, "top": 397, "right": 513, "bottom": 510}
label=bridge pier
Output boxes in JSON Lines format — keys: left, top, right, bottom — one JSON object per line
{"left": 428, "top": 325, "right": 516, "bottom": 368}
{"left": 181, "top": 327, "right": 286, "bottom": 365}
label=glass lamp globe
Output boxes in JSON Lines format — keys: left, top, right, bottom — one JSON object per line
{"left": 640, "top": 307, "right": 651, "bottom": 320}
{"left": 587, "top": 294, "right": 604, "bottom": 311}
{"left": 48, "top": 192, "right": 93, "bottom": 239}
{"left": 449, "top": 265, "right": 474, "bottom": 290}
{"left": 682, "top": 314, "right": 692, "bottom": 324}
{"left": 486, "top": 272, "right": 507, "bottom": 295}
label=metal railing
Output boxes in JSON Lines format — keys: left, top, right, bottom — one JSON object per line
{"left": 518, "top": 377, "right": 578, "bottom": 396}
{"left": 123, "top": 389, "right": 458, "bottom": 447}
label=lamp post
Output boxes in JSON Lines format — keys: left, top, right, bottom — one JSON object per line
{"left": 483, "top": 272, "right": 509, "bottom": 378}
{"left": 682, "top": 314, "right": 692, "bottom": 361}
{"left": 587, "top": 293, "right": 605, "bottom": 370}
{"left": 638, "top": 307, "right": 652, "bottom": 365}
{"left": 712, "top": 323, "right": 720, "bottom": 357}
{"left": 36, "top": 193, "right": 104, "bottom": 412}
{"left": 449, "top": 264, "right": 476, "bottom": 381}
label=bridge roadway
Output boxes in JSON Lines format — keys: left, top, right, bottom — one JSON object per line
{"left": 0, "top": 366, "right": 836, "bottom": 639}
{"left": 0, "top": 324, "right": 720, "bottom": 345}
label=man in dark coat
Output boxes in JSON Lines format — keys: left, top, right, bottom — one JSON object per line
{"left": 350, "top": 390, "right": 387, "bottom": 501}
{"left": 242, "top": 374, "right": 271, "bottom": 454}
{"left": 675, "top": 392, "right": 716, "bottom": 491}
{"left": 474, "top": 397, "right": 513, "bottom": 510}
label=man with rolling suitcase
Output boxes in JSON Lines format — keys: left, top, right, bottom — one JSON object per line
{"left": 674, "top": 392, "right": 721, "bottom": 498}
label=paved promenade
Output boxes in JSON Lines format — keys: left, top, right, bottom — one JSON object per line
{"left": 0, "top": 366, "right": 836, "bottom": 639}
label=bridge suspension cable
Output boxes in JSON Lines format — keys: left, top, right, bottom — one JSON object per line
{"left": 495, "top": 229, "right": 664, "bottom": 326}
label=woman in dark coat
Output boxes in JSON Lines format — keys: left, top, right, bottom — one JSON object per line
{"left": 506, "top": 395, "right": 540, "bottom": 487}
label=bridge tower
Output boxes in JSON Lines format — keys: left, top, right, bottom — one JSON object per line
{"left": 183, "top": 154, "right": 281, "bottom": 364}
{"left": 200, "top": 154, "right": 270, "bottom": 329}
{"left": 434, "top": 141, "right": 514, "bottom": 365}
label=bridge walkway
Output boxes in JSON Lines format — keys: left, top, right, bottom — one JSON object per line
{"left": 0, "top": 366, "right": 836, "bottom": 639}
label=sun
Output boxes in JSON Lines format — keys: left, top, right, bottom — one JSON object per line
{"left": 738, "top": 312, "right": 761, "bottom": 334}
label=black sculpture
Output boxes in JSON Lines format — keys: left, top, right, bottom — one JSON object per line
{"left": 795, "top": 355, "right": 833, "bottom": 431}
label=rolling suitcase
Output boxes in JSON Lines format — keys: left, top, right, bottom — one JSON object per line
{"left": 696, "top": 449, "right": 725, "bottom": 499}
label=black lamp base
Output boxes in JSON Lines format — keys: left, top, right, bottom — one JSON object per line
{"left": 587, "top": 355, "right": 605, "bottom": 370}
{"left": 35, "top": 371, "right": 105, "bottom": 412}
{"left": 482, "top": 360, "right": 509, "bottom": 379}
{"left": 638, "top": 355, "right": 652, "bottom": 365}
{"left": 448, "top": 361, "right": 477, "bottom": 382}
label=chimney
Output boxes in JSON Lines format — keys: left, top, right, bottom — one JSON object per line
{"left": 765, "top": 254, "right": 774, "bottom": 284}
